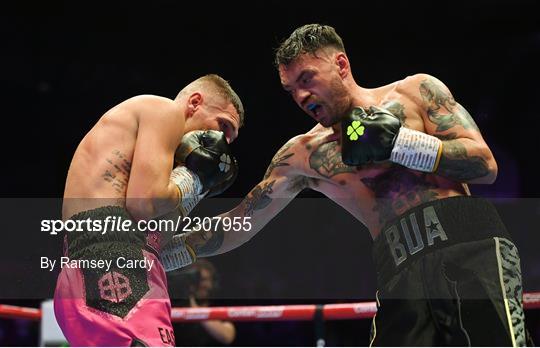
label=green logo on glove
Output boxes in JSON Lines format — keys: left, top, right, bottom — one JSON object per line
{"left": 346, "top": 120, "right": 365, "bottom": 141}
{"left": 219, "top": 154, "right": 231, "bottom": 172}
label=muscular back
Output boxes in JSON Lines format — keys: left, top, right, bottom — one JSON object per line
{"left": 63, "top": 95, "right": 185, "bottom": 219}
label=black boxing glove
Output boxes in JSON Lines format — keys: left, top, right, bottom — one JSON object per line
{"left": 175, "top": 130, "right": 238, "bottom": 198}
{"left": 341, "top": 106, "right": 442, "bottom": 172}
{"left": 341, "top": 106, "right": 401, "bottom": 165}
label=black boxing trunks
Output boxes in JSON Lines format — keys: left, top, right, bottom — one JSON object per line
{"left": 370, "top": 196, "right": 527, "bottom": 347}
{"left": 53, "top": 206, "right": 175, "bottom": 346}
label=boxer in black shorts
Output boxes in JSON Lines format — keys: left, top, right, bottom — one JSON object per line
{"left": 371, "top": 196, "right": 525, "bottom": 346}
{"left": 162, "top": 25, "right": 530, "bottom": 346}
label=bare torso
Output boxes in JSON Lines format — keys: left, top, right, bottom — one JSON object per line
{"left": 62, "top": 95, "right": 182, "bottom": 220}
{"left": 286, "top": 79, "right": 467, "bottom": 238}
{"left": 63, "top": 105, "right": 138, "bottom": 218}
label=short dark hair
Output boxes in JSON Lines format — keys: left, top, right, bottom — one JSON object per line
{"left": 274, "top": 24, "right": 346, "bottom": 68}
{"left": 179, "top": 74, "right": 245, "bottom": 127}
{"left": 199, "top": 74, "right": 245, "bottom": 127}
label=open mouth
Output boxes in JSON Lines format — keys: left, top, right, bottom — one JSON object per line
{"left": 307, "top": 103, "right": 322, "bottom": 117}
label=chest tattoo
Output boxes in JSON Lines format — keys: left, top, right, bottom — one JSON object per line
{"left": 309, "top": 141, "right": 357, "bottom": 178}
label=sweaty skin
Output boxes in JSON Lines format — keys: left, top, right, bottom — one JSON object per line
{"left": 186, "top": 73, "right": 496, "bottom": 255}
{"left": 63, "top": 94, "right": 239, "bottom": 247}
{"left": 63, "top": 96, "right": 185, "bottom": 220}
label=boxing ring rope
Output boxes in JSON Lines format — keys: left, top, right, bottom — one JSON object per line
{"left": 0, "top": 305, "right": 41, "bottom": 320}
{"left": 171, "top": 302, "right": 378, "bottom": 322}
{"left": 2, "top": 291, "right": 540, "bottom": 322}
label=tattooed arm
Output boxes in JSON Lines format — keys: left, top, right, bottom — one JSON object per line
{"left": 413, "top": 74, "right": 497, "bottom": 184}
{"left": 185, "top": 138, "right": 308, "bottom": 257}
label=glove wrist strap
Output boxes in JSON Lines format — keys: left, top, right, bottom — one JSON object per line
{"left": 170, "top": 166, "right": 204, "bottom": 216}
{"left": 390, "top": 127, "right": 443, "bottom": 172}
{"left": 159, "top": 234, "right": 196, "bottom": 272}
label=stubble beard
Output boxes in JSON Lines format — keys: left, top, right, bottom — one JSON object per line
{"left": 321, "top": 77, "right": 351, "bottom": 127}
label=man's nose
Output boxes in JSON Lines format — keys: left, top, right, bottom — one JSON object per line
{"left": 296, "top": 89, "right": 311, "bottom": 105}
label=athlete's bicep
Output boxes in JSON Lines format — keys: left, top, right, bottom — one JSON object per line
{"left": 126, "top": 96, "right": 184, "bottom": 200}
{"left": 416, "top": 74, "right": 483, "bottom": 141}
{"left": 414, "top": 74, "right": 497, "bottom": 183}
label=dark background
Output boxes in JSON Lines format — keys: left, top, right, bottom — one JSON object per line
{"left": 1, "top": 0, "right": 539, "bottom": 346}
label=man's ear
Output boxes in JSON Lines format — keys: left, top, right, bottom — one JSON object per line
{"left": 186, "top": 92, "right": 203, "bottom": 118}
{"left": 335, "top": 52, "right": 350, "bottom": 79}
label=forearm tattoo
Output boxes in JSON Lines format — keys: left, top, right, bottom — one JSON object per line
{"left": 436, "top": 139, "right": 490, "bottom": 181}
{"left": 188, "top": 179, "right": 278, "bottom": 256}
{"left": 187, "top": 228, "right": 225, "bottom": 257}
{"left": 243, "top": 180, "right": 276, "bottom": 216}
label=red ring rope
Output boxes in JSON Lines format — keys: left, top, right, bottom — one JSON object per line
{"left": 1, "top": 291, "right": 539, "bottom": 322}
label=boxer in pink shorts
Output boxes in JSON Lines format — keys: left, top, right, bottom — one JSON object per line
{"left": 54, "top": 207, "right": 176, "bottom": 346}
{"left": 55, "top": 74, "right": 243, "bottom": 346}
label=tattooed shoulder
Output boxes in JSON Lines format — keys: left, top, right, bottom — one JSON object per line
{"left": 419, "top": 76, "right": 479, "bottom": 132}
{"left": 419, "top": 76, "right": 457, "bottom": 114}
